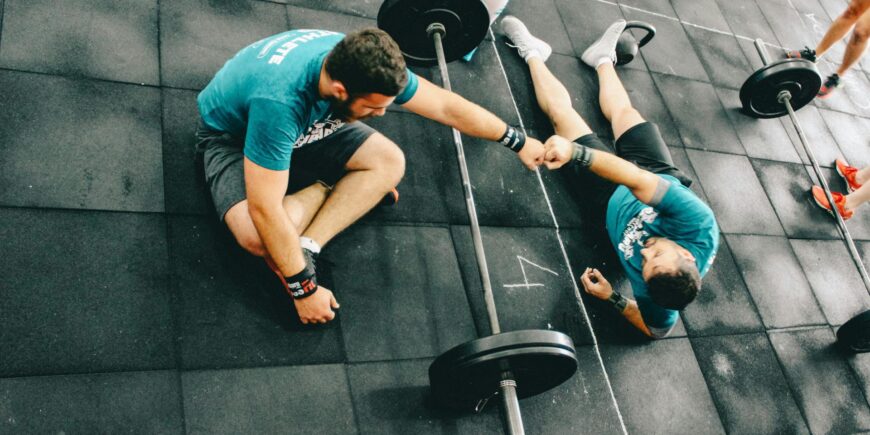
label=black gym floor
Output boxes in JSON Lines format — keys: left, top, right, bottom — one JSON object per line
{"left": 1, "top": 0, "right": 870, "bottom": 433}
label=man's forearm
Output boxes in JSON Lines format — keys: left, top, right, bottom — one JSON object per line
{"left": 582, "top": 147, "right": 660, "bottom": 204}
{"left": 620, "top": 299, "right": 654, "bottom": 338}
{"left": 249, "top": 203, "right": 307, "bottom": 276}
{"left": 441, "top": 92, "right": 506, "bottom": 141}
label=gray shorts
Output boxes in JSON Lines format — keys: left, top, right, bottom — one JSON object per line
{"left": 195, "top": 119, "right": 376, "bottom": 220}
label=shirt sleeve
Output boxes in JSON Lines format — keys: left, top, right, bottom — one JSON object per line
{"left": 653, "top": 175, "right": 715, "bottom": 226}
{"left": 393, "top": 68, "right": 419, "bottom": 105}
{"left": 243, "top": 98, "right": 302, "bottom": 171}
{"left": 636, "top": 288, "right": 679, "bottom": 330}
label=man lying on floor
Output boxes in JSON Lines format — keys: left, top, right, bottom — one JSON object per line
{"left": 196, "top": 28, "right": 547, "bottom": 325}
{"left": 502, "top": 17, "right": 720, "bottom": 338}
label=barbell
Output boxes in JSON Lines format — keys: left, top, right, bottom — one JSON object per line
{"left": 378, "top": 0, "right": 579, "bottom": 433}
{"left": 740, "top": 40, "right": 870, "bottom": 352}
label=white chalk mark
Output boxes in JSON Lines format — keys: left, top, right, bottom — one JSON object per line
{"left": 503, "top": 283, "right": 546, "bottom": 288}
{"left": 502, "top": 256, "right": 559, "bottom": 290}
{"left": 517, "top": 256, "right": 559, "bottom": 276}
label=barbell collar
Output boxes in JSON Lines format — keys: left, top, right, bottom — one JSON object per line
{"left": 777, "top": 89, "right": 792, "bottom": 104}
{"left": 427, "top": 22, "right": 446, "bottom": 39}
{"left": 500, "top": 376, "right": 525, "bottom": 435}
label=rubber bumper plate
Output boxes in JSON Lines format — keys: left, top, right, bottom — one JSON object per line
{"left": 428, "top": 329, "right": 578, "bottom": 410}
{"left": 739, "top": 58, "right": 821, "bottom": 118}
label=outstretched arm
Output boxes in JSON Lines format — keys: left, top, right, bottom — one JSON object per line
{"left": 544, "top": 135, "right": 662, "bottom": 204}
{"left": 401, "top": 76, "right": 545, "bottom": 169}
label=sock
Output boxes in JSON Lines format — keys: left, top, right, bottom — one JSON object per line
{"left": 596, "top": 56, "right": 613, "bottom": 68}
{"left": 524, "top": 50, "right": 541, "bottom": 62}
{"left": 300, "top": 236, "right": 321, "bottom": 254}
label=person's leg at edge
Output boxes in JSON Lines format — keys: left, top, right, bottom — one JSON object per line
{"left": 595, "top": 62, "right": 646, "bottom": 140}
{"left": 301, "top": 132, "right": 405, "bottom": 248}
{"left": 224, "top": 182, "right": 331, "bottom": 258}
{"left": 836, "top": 9, "right": 870, "bottom": 76}
{"left": 815, "top": 0, "right": 870, "bottom": 58}
{"left": 846, "top": 166, "right": 870, "bottom": 211}
{"left": 527, "top": 58, "right": 592, "bottom": 139}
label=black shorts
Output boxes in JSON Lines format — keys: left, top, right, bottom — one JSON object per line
{"left": 564, "top": 122, "right": 692, "bottom": 218}
{"left": 195, "top": 119, "right": 376, "bottom": 220}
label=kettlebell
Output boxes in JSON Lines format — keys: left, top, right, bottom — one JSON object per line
{"left": 615, "top": 21, "right": 656, "bottom": 66}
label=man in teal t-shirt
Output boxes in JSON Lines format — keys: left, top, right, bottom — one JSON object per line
{"left": 196, "top": 28, "right": 549, "bottom": 326}
{"left": 504, "top": 17, "right": 719, "bottom": 338}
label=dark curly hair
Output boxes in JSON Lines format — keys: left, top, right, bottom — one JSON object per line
{"left": 647, "top": 257, "right": 701, "bottom": 310}
{"left": 324, "top": 28, "right": 408, "bottom": 97}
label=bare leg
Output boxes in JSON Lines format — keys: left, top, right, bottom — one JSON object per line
{"left": 595, "top": 63, "right": 646, "bottom": 139}
{"left": 846, "top": 175, "right": 870, "bottom": 211}
{"left": 837, "top": 10, "right": 870, "bottom": 76}
{"left": 527, "top": 58, "right": 592, "bottom": 139}
{"left": 815, "top": 0, "right": 870, "bottom": 57}
{"left": 855, "top": 166, "right": 870, "bottom": 185}
{"left": 225, "top": 182, "right": 331, "bottom": 257}
{"left": 301, "top": 132, "right": 405, "bottom": 247}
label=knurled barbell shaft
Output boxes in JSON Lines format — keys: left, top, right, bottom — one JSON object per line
{"left": 779, "top": 92, "right": 870, "bottom": 292}
{"left": 431, "top": 25, "right": 525, "bottom": 435}
{"left": 430, "top": 26, "right": 501, "bottom": 336}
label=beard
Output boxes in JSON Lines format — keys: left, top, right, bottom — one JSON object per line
{"left": 328, "top": 95, "right": 359, "bottom": 122}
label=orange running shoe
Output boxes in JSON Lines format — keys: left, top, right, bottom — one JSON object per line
{"left": 811, "top": 186, "right": 853, "bottom": 220}
{"left": 835, "top": 158, "right": 862, "bottom": 193}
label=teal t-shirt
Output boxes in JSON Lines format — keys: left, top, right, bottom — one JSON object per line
{"left": 605, "top": 175, "right": 719, "bottom": 330}
{"left": 197, "top": 29, "right": 419, "bottom": 171}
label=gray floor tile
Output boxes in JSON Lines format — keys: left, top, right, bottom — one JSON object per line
{"left": 329, "top": 225, "right": 477, "bottom": 362}
{"left": 284, "top": 0, "right": 380, "bottom": 18}
{"left": 362, "top": 112, "right": 464, "bottom": 224}
{"left": 755, "top": 0, "right": 816, "bottom": 50}
{"left": 617, "top": 0, "right": 676, "bottom": 17}
{"left": 818, "top": 108, "right": 870, "bottom": 169}
{"left": 848, "top": 351, "right": 870, "bottom": 410}
{"left": 182, "top": 365, "right": 356, "bottom": 434}
{"left": 0, "top": 71, "right": 163, "bottom": 212}
{"left": 813, "top": 60, "right": 861, "bottom": 115}
{"left": 286, "top": 4, "right": 377, "bottom": 33}
{"left": 715, "top": 0, "right": 779, "bottom": 43}
{"left": 447, "top": 41, "right": 521, "bottom": 127}
{"left": 347, "top": 359, "right": 502, "bottom": 434}
{"left": 715, "top": 87, "right": 802, "bottom": 163}
{"left": 752, "top": 159, "right": 840, "bottom": 239}
{"left": 0, "top": 208, "right": 173, "bottom": 377}
{"left": 451, "top": 226, "right": 595, "bottom": 345}
{"left": 671, "top": 0, "right": 731, "bottom": 32}
{"left": 769, "top": 327, "right": 870, "bottom": 434}
{"left": 686, "top": 149, "right": 783, "bottom": 235}
{"left": 0, "top": 371, "right": 182, "bottom": 433}
{"left": 601, "top": 338, "right": 725, "bottom": 434}
{"left": 538, "top": 166, "right": 586, "bottom": 229}
{"left": 668, "top": 146, "right": 710, "bottom": 202}
{"left": 621, "top": 6, "right": 709, "bottom": 82}
{"left": 494, "top": 0, "right": 574, "bottom": 56}
{"left": 727, "top": 234, "right": 827, "bottom": 328}
{"left": 685, "top": 26, "right": 753, "bottom": 90}
{"left": 160, "top": 0, "right": 289, "bottom": 89}
{"left": 790, "top": 239, "right": 870, "bottom": 325}
{"left": 842, "top": 70, "right": 870, "bottom": 118}
{"left": 623, "top": 68, "right": 683, "bottom": 146}
{"left": 517, "top": 345, "right": 625, "bottom": 434}
{"left": 653, "top": 74, "right": 744, "bottom": 154}
{"left": 784, "top": 106, "right": 843, "bottom": 168}
{"left": 162, "top": 88, "right": 212, "bottom": 216}
{"left": 681, "top": 236, "right": 764, "bottom": 336}
{"left": 0, "top": 0, "right": 159, "bottom": 85}
{"left": 691, "top": 334, "right": 810, "bottom": 434}
{"left": 169, "top": 216, "right": 345, "bottom": 369}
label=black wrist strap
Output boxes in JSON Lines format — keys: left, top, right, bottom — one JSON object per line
{"left": 284, "top": 259, "right": 318, "bottom": 299}
{"left": 571, "top": 142, "right": 594, "bottom": 167}
{"left": 608, "top": 291, "right": 629, "bottom": 313}
{"left": 498, "top": 125, "right": 526, "bottom": 153}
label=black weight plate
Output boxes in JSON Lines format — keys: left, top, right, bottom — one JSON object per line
{"left": 428, "top": 330, "right": 578, "bottom": 410}
{"left": 837, "top": 310, "right": 870, "bottom": 353}
{"left": 378, "top": 0, "right": 490, "bottom": 66}
{"left": 740, "top": 59, "right": 821, "bottom": 119}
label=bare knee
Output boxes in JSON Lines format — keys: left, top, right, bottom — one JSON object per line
{"left": 843, "top": 3, "right": 866, "bottom": 21}
{"left": 225, "top": 201, "right": 267, "bottom": 257}
{"left": 852, "top": 24, "right": 870, "bottom": 43}
{"left": 353, "top": 134, "right": 406, "bottom": 187}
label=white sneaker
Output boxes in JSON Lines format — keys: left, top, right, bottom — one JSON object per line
{"left": 581, "top": 20, "right": 626, "bottom": 68}
{"left": 501, "top": 15, "right": 552, "bottom": 62}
